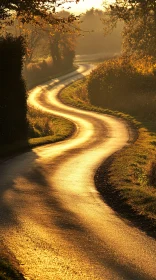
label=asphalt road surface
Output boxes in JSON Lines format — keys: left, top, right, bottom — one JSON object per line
{"left": 0, "top": 64, "right": 156, "bottom": 280}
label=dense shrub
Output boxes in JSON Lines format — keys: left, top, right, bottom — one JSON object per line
{"left": 24, "top": 55, "right": 75, "bottom": 90}
{"left": 149, "top": 161, "right": 156, "bottom": 187}
{"left": 0, "top": 36, "right": 28, "bottom": 145}
{"left": 24, "top": 57, "right": 54, "bottom": 89}
{"left": 87, "top": 57, "right": 156, "bottom": 121}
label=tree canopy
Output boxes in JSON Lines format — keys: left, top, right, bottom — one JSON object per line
{"left": 0, "top": 0, "right": 78, "bottom": 27}
{"left": 0, "top": 0, "right": 53, "bottom": 20}
{"left": 108, "top": 0, "right": 156, "bottom": 21}
{"left": 105, "top": 0, "right": 156, "bottom": 59}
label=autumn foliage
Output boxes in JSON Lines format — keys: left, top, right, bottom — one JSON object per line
{"left": 87, "top": 57, "right": 156, "bottom": 122}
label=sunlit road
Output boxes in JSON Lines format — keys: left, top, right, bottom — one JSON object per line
{"left": 0, "top": 64, "right": 156, "bottom": 280}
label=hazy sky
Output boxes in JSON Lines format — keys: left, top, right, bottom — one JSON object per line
{"left": 57, "top": 0, "right": 114, "bottom": 14}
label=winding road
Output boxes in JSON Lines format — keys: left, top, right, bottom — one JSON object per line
{"left": 0, "top": 64, "right": 156, "bottom": 280}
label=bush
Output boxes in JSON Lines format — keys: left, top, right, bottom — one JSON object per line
{"left": 0, "top": 258, "right": 25, "bottom": 280}
{"left": 24, "top": 55, "right": 75, "bottom": 90}
{"left": 24, "top": 57, "right": 55, "bottom": 89}
{"left": 0, "top": 35, "right": 28, "bottom": 145}
{"left": 87, "top": 57, "right": 156, "bottom": 122}
{"left": 149, "top": 161, "right": 156, "bottom": 187}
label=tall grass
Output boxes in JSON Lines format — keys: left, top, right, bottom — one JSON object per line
{"left": 28, "top": 109, "right": 75, "bottom": 152}
{"left": 28, "top": 106, "right": 54, "bottom": 138}
{"left": 108, "top": 128, "right": 156, "bottom": 220}
{"left": 27, "top": 106, "right": 75, "bottom": 142}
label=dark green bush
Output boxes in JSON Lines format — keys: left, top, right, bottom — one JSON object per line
{"left": 0, "top": 36, "right": 28, "bottom": 145}
{"left": 149, "top": 161, "right": 156, "bottom": 187}
{"left": 0, "top": 258, "right": 25, "bottom": 280}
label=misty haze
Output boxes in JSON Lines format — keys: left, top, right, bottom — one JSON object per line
{"left": 0, "top": 1, "right": 156, "bottom": 280}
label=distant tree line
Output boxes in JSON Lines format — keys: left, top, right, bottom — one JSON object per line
{"left": 76, "top": 8, "right": 122, "bottom": 55}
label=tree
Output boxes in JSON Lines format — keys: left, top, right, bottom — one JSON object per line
{"left": 0, "top": 0, "right": 78, "bottom": 30}
{"left": 40, "top": 10, "right": 78, "bottom": 68}
{"left": 46, "top": 25, "right": 77, "bottom": 68}
{"left": 25, "top": 30, "right": 41, "bottom": 64}
{"left": 0, "top": 1, "right": 64, "bottom": 20}
{"left": 122, "top": 15, "right": 156, "bottom": 58}
{"left": 0, "top": 0, "right": 78, "bottom": 145}
{"left": 104, "top": 0, "right": 156, "bottom": 21}
{"left": 48, "top": 30, "right": 62, "bottom": 66}
{"left": 0, "top": 0, "right": 53, "bottom": 26}
{"left": 60, "top": 31, "right": 76, "bottom": 67}
{"left": 104, "top": 0, "right": 156, "bottom": 59}
{"left": 76, "top": 8, "right": 122, "bottom": 55}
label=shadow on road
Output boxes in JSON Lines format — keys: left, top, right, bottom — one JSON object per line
{"left": 14, "top": 158, "right": 156, "bottom": 280}
{"left": 0, "top": 151, "right": 155, "bottom": 280}
{"left": 0, "top": 151, "right": 39, "bottom": 227}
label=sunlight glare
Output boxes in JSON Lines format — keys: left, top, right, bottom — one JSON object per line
{"left": 56, "top": 0, "right": 115, "bottom": 14}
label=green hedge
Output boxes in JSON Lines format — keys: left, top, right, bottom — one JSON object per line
{"left": 0, "top": 36, "right": 28, "bottom": 145}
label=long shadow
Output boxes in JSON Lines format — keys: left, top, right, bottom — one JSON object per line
{"left": 26, "top": 161, "right": 85, "bottom": 233}
{"left": 24, "top": 162, "right": 156, "bottom": 280}
{"left": 1, "top": 153, "right": 155, "bottom": 280}
{"left": 0, "top": 151, "right": 39, "bottom": 227}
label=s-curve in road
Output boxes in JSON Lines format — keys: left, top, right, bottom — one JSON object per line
{"left": 0, "top": 64, "right": 156, "bottom": 280}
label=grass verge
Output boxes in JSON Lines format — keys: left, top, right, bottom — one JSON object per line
{"left": 0, "top": 258, "right": 25, "bottom": 280}
{"left": 0, "top": 107, "right": 75, "bottom": 158}
{"left": 60, "top": 78, "right": 156, "bottom": 235}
